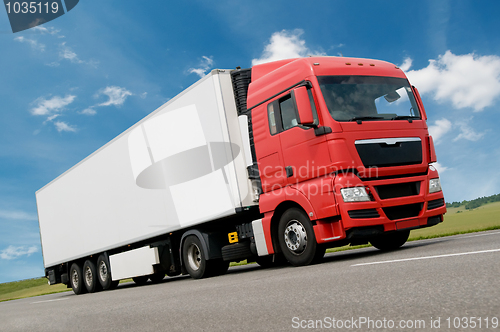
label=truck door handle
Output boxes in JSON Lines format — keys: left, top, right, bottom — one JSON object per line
{"left": 285, "top": 166, "right": 293, "bottom": 178}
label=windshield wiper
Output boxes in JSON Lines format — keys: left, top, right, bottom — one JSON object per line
{"left": 391, "top": 115, "right": 420, "bottom": 122}
{"left": 349, "top": 116, "right": 384, "bottom": 124}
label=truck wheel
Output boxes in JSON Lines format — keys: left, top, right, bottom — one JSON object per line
{"left": 97, "top": 254, "right": 114, "bottom": 290}
{"left": 278, "top": 208, "right": 319, "bottom": 266}
{"left": 132, "top": 276, "right": 149, "bottom": 285}
{"left": 370, "top": 230, "right": 410, "bottom": 251}
{"left": 312, "top": 244, "right": 326, "bottom": 264}
{"left": 69, "top": 263, "right": 86, "bottom": 295}
{"left": 83, "top": 260, "right": 100, "bottom": 293}
{"left": 149, "top": 273, "right": 165, "bottom": 283}
{"left": 182, "top": 235, "right": 208, "bottom": 279}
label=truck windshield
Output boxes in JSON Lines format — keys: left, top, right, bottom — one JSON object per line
{"left": 317, "top": 76, "right": 420, "bottom": 122}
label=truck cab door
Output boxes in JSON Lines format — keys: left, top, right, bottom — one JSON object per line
{"left": 274, "top": 87, "right": 331, "bottom": 185}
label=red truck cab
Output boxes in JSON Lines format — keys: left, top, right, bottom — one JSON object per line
{"left": 244, "top": 57, "right": 446, "bottom": 265}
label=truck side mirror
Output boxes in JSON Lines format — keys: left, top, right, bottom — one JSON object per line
{"left": 292, "top": 86, "right": 315, "bottom": 126}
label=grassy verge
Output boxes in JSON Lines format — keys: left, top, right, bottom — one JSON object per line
{"left": 2, "top": 201, "right": 500, "bottom": 302}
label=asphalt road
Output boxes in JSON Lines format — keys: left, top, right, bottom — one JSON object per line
{"left": 2, "top": 230, "right": 500, "bottom": 331}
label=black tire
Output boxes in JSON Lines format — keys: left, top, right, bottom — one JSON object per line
{"left": 149, "top": 273, "right": 165, "bottom": 283}
{"left": 97, "top": 254, "right": 114, "bottom": 290}
{"left": 69, "top": 262, "right": 86, "bottom": 295}
{"left": 278, "top": 208, "right": 319, "bottom": 266}
{"left": 182, "top": 235, "right": 208, "bottom": 279}
{"left": 370, "top": 230, "right": 410, "bottom": 251}
{"left": 83, "top": 260, "right": 100, "bottom": 293}
{"left": 132, "top": 276, "right": 149, "bottom": 286}
{"left": 312, "top": 244, "right": 326, "bottom": 264}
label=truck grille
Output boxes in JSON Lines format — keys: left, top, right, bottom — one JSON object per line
{"left": 375, "top": 182, "right": 420, "bottom": 199}
{"left": 382, "top": 203, "right": 422, "bottom": 220}
{"left": 355, "top": 138, "right": 422, "bottom": 168}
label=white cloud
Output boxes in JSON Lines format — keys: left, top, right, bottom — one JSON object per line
{"left": 14, "top": 36, "right": 45, "bottom": 52}
{"left": 97, "top": 86, "right": 133, "bottom": 107}
{"left": 0, "top": 245, "right": 38, "bottom": 260}
{"left": 54, "top": 121, "right": 77, "bottom": 132}
{"left": 428, "top": 118, "right": 452, "bottom": 143}
{"left": 0, "top": 210, "right": 37, "bottom": 221}
{"left": 188, "top": 56, "right": 214, "bottom": 78}
{"left": 453, "top": 120, "right": 484, "bottom": 142}
{"left": 405, "top": 51, "right": 500, "bottom": 111}
{"left": 59, "top": 42, "right": 98, "bottom": 67}
{"left": 32, "top": 26, "right": 60, "bottom": 35}
{"left": 79, "top": 108, "right": 96, "bottom": 115}
{"left": 399, "top": 57, "right": 413, "bottom": 72}
{"left": 252, "top": 29, "right": 325, "bottom": 66}
{"left": 431, "top": 162, "right": 448, "bottom": 174}
{"left": 31, "top": 95, "right": 76, "bottom": 116}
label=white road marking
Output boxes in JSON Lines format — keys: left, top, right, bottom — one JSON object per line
{"left": 31, "top": 297, "right": 69, "bottom": 304}
{"left": 351, "top": 248, "right": 500, "bottom": 267}
{"left": 459, "top": 230, "right": 500, "bottom": 239}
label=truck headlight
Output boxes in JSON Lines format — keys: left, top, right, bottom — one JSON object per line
{"left": 340, "top": 187, "right": 370, "bottom": 202}
{"left": 429, "top": 178, "right": 442, "bottom": 193}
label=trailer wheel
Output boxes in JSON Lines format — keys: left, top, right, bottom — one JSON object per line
{"left": 83, "top": 260, "right": 100, "bottom": 293}
{"left": 69, "top": 263, "right": 86, "bottom": 295}
{"left": 132, "top": 276, "right": 149, "bottom": 286}
{"left": 370, "top": 230, "right": 410, "bottom": 251}
{"left": 97, "top": 254, "right": 114, "bottom": 290}
{"left": 182, "top": 235, "right": 208, "bottom": 279}
{"left": 278, "top": 208, "right": 319, "bottom": 266}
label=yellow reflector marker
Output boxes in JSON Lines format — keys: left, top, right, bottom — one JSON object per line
{"left": 228, "top": 232, "right": 238, "bottom": 243}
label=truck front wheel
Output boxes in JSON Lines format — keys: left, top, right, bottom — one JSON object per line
{"left": 370, "top": 230, "right": 410, "bottom": 251}
{"left": 69, "top": 263, "right": 86, "bottom": 295}
{"left": 278, "top": 208, "right": 319, "bottom": 266}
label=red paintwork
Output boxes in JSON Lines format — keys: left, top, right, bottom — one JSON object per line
{"left": 249, "top": 57, "right": 446, "bottom": 253}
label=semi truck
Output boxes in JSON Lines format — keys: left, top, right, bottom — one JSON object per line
{"left": 36, "top": 56, "right": 446, "bottom": 295}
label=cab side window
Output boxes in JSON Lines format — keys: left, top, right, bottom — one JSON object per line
{"left": 267, "top": 103, "right": 277, "bottom": 135}
{"left": 267, "top": 86, "right": 319, "bottom": 135}
{"left": 279, "top": 95, "right": 298, "bottom": 131}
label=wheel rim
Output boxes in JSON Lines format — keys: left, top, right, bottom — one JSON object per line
{"left": 99, "top": 261, "right": 108, "bottom": 282}
{"left": 71, "top": 269, "right": 79, "bottom": 288}
{"left": 84, "top": 266, "right": 93, "bottom": 286}
{"left": 284, "top": 219, "right": 308, "bottom": 255}
{"left": 187, "top": 243, "right": 202, "bottom": 271}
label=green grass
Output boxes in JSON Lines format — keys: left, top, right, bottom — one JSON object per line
{"left": 0, "top": 278, "right": 70, "bottom": 302}
{"left": 3, "top": 201, "right": 500, "bottom": 302}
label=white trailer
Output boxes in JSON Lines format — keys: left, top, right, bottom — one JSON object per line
{"left": 37, "top": 69, "right": 261, "bottom": 293}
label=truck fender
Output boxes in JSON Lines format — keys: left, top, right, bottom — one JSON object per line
{"left": 259, "top": 186, "right": 317, "bottom": 219}
{"left": 180, "top": 230, "right": 224, "bottom": 265}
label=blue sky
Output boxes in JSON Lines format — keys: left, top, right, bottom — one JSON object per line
{"left": 1, "top": 0, "right": 500, "bottom": 283}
